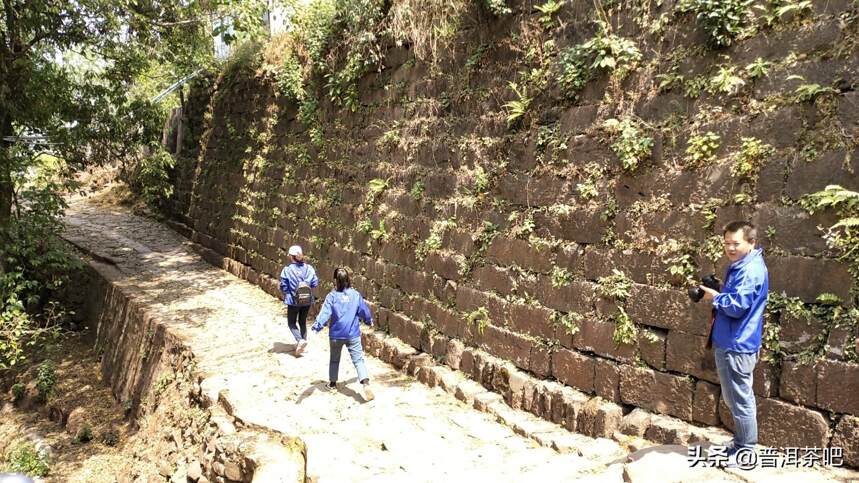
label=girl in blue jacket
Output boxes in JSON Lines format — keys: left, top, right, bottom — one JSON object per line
{"left": 311, "top": 267, "right": 375, "bottom": 401}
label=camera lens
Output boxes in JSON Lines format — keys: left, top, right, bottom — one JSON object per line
{"left": 687, "top": 286, "right": 704, "bottom": 303}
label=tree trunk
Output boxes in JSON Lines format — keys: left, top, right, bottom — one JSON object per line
{"left": 0, "top": 113, "right": 13, "bottom": 277}
{"left": 0, "top": 114, "right": 13, "bottom": 231}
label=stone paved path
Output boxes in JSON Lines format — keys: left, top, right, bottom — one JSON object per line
{"left": 62, "top": 198, "right": 859, "bottom": 483}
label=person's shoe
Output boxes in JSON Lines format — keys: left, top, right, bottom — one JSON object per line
{"left": 321, "top": 381, "right": 337, "bottom": 392}
{"left": 361, "top": 382, "right": 375, "bottom": 402}
{"left": 295, "top": 340, "right": 307, "bottom": 356}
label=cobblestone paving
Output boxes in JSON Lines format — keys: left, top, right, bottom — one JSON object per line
{"left": 63, "top": 199, "right": 859, "bottom": 483}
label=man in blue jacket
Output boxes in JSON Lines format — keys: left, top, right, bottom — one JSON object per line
{"left": 700, "top": 221, "right": 769, "bottom": 465}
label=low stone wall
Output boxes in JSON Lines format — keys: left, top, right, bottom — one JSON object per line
{"left": 72, "top": 260, "right": 306, "bottom": 482}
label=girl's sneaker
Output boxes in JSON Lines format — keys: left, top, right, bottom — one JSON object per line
{"left": 321, "top": 381, "right": 337, "bottom": 392}
{"left": 361, "top": 382, "right": 375, "bottom": 402}
{"left": 295, "top": 340, "right": 307, "bottom": 356}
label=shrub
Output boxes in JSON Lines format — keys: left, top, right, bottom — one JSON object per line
{"left": 730, "top": 137, "right": 774, "bottom": 182}
{"left": 598, "top": 269, "right": 633, "bottom": 302}
{"left": 5, "top": 443, "right": 50, "bottom": 477}
{"left": 35, "top": 360, "right": 57, "bottom": 402}
{"left": 558, "top": 23, "right": 641, "bottom": 99}
{"left": 603, "top": 118, "right": 653, "bottom": 171}
{"left": 685, "top": 131, "right": 720, "bottom": 167}
{"left": 682, "top": 0, "right": 754, "bottom": 47}
{"left": 129, "top": 148, "right": 175, "bottom": 209}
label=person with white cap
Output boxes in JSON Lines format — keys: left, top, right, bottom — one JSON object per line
{"left": 279, "top": 245, "right": 319, "bottom": 355}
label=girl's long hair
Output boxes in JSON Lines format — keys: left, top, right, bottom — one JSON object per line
{"left": 334, "top": 267, "right": 351, "bottom": 292}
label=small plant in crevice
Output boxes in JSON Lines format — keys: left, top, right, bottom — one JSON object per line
{"left": 508, "top": 212, "right": 536, "bottom": 239}
{"left": 745, "top": 57, "right": 772, "bottom": 80}
{"left": 730, "top": 137, "right": 775, "bottom": 183}
{"left": 370, "top": 220, "right": 390, "bottom": 242}
{"left": 535, "top": 0, "right": 565, "bottom": 29}
{"left": 365, "top": 178, "right": 390, "bottom": 206}
{"left": 551, "top": 266, "right": 574, "bottom": 288}
{"left": 708, "top": 65, "right": 745, "bottom": 95}
{"left": 551, "top": 311, "right": 582, "bottom": 336}
{"left": 800, "top": 185, "right": 859, "bottom": 281}
{"left": 11, "top": 383, "right": 25, "bottom": 402}
{"left": 558, "top": 23, "right": 641, "bottom": 99}
{"left": 598, "top": 269, "right": 633, "bottom": 302}
{"left": 75, "top": 424, "right": 93, "bottom": 443}
{"left": 685, "top": 131, "right": 721, "bottom": 168}
{"left": 484, "top": 0, "right": 512, "bottom": 16}
{"left": 357, "top": 219, "right": 373, "bottom": 234}
{"left": 611, "top": 306, "right": 638, "bottom": 346}
{"left": 603, "top": 118, "right": 653, "bottom": 172}
{"left": 503, "top": 81, "right": 532, "bottom": 128}
{"left": 466, "top": 306, "right": 490, "bottom": 335}
{"left": 789, "top": 76, "right": 839, "bottom": 103}
{"left": 680, "top": 0, "right": 754, "bottom": 48}
{"left": 416, "top": 217, "right": 457, "bottom": 261}
{"left": 577, "top": 162, "right": 604, "bottom": 200}
{"left": 410, "top": 180, "right": 425, "bottom": 200}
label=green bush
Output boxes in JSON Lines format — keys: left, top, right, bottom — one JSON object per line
{"left": 603, "top": 118, "right": 653, "bottom": 171}
{"left": 682, "top": 0, "right": 753, "bottom": 47}
{"left": 129, "top": 148, "right": 176, "bottom": 210}
{"left": 4, "top": 443, "right": 50, "bottom": 477}
{"left": 35, "top": 360, "right": 57, "bottom": 402}
{"left": 11, "top": 382, "right": 25, "bottom": 402}
{"left": 558, "top": 24, "right": 641, "bottom": 99}
{"left": 685, "top": 131, "right": 720, "bottom": 167}
{"left": 1, "top": 154, "right": 75, "bottom": 369}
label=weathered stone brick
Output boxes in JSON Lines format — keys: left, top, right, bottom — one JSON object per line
{"left": 768, "top": 255, "right": 853, "bottom": 303}
{"left": 576, "top": 398, "right": 623, "bottom": 438}
{"left": 779, "top": 311, "right": 827, "bottom": 354}
{"left": 551, "top": 349, "right": 595, "bottom": 394}
{"left": 508, "top": 303, "right": 554, "bottom": 339}
{"left": 480, "top": 324, "right": 531, "bottom": 371}
{"left": 388, "top": 312, "right": 423, "bottom": 349}
{"left": 758, "top": 398, "right": 830, "bottom": 449}
{"left": 625, "top": 284, "right": 712, "bottom": 336}
{"left": 638, "top": 327, "right": 666, "bottom": 370}
{"left": 619, "top": 365, "right": 695, "bottom": 420}
{"left": 779, "top": 360, "right": 817, "bottom": 406}
{"left": 529, "top": 345, "right": 552, "bottom": 378}
{"left": 787, "top": 149, "right": 859, "bottom": 200}
{"left": 534, "top": 208, "right": 605, "bottom": 244}
{"left": 473, "top": 264, "right": 515, "bottom": 295}
{"left": 535, "top": 279, "right": 597, "bottom": 315}
{"left": 665, "top": 330, "right": 718, "bottom": 383}
{"left": 753, "top": 359, "right": 779, "bottom": 398}
{"left": 692, "top": 380, "right": 720, "bottom": 426}
{"left": 832, "top": 415, "right": 859, "bottom": 468}
{"left": 446, "top": 338, "right": 465, "bottom": 370}
{"left": 572, "top": 317, "right": 636, "bottom": 363}
{"left": 555, "top": 387, "right": 590, "bottom": 432}
{"left": 816, "top": 359, "right": 859, "bottom": 415}
{"left": 486, "top": 237, "right": 554, "bottom": 273}
{"left": 594, "top": 358, "right": 621, "bottom": 402}
{"left": 645, "top": 414, "right": 692, "bottom": 445}
{"left": 620, "top": 408, "right": 652, "bottom": 437}
{"left": 424, "top": 251, "right": 461, "bottom": 281}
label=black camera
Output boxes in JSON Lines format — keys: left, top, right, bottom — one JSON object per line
{"left": 687, "top": 274, "right": 721, "bottom": 303}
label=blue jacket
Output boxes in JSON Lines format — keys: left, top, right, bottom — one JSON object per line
{"left": 312, "top": 288, "right": 373, "bottom": 340}
{"left": 279, "top": 262, "right": 319, "bottom": 306}
{"left": 711, "top": 248, "right": 769, "bottom": 353}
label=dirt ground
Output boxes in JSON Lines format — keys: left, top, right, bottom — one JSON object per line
{"left": 0, "top": 331, "right": 153, "bottom": 482}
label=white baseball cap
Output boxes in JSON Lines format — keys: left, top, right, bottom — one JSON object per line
{"left": 288, "top": 245, "right": 303, "bottom": 257}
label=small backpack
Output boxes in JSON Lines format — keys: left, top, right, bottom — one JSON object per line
{"left": 294, "top": 281, "right": 312, "bottom": 307}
